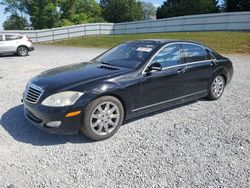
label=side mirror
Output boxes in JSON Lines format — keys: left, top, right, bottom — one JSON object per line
{"left": 148, "top": 62, "right": 162, "bottom": 72}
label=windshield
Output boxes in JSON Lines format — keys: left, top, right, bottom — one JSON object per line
{"left": 95, "top": 43, "right": 158, "bottom": 69}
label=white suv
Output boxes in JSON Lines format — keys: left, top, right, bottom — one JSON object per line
{"left": 0, "top": 34, "right": 34, "bottom": 56}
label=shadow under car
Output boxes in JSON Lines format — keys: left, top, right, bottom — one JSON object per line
{"left": 1, "top": 100, "right": 199, "bottom": 145}
{"left": 0, "top": 105, "right": 92, "bottom": 146}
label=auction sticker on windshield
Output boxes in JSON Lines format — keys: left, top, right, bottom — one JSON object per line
{"left": 136, "top": 47, "right": 153, "bottom": 52}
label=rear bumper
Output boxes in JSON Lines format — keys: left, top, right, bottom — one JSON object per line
{"left": 227, "top": 63, "right": 234, "bottom": 85}
{"left": 23, "top": 101, "right": 82, "bottom": 134}
{"left": 28, "top": 47, "right": 35, "bottom": 52}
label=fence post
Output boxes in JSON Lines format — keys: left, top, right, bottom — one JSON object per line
{"left": 52, "top": 29, "right": 54, "bottom": 41}
{"left": 35, "top": 31, "right": 38, "bottom": 43}
{"left": 165, "top": 19, "right": 167, "bottom": 33}
{"left": 84, "top": 24, "right": 86, "bottom": 36}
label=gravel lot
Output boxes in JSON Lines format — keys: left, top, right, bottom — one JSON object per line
{"left": 0, "top": 45, "right": 249, "bottom": 188}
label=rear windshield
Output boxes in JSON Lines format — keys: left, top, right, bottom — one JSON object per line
{"left": 95, "top": 43, "right": 158, "bottom": 69}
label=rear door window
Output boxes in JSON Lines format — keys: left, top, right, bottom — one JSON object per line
{"left": 0, "top": 35, "right": 3, "bottom": 41}
{"left": 5, "top": 35, "right": 20, "bottom": 41}
{"left": 182, "top": 44, "right": 209, "bottom": 63}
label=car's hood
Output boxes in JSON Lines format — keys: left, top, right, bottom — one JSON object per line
{"left": 31, "top": 62, "right": 130, "bottom": 91}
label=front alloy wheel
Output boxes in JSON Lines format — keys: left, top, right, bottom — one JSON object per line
{"left": 90, "top": 102, "right": 120, "bottom": 136}
{"left": 81, "top": 96, "right": 124, "bottom": 141}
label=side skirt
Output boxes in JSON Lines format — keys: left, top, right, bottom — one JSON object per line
{"left": 126, "top": 90, "right": 208, "bottom": 120}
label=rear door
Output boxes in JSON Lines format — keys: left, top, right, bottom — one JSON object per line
{"left": 180, "top": 43, "right": 214, "bottom": 93}
{"left": 3, "top": 35, "right": 21, "bottom": 52}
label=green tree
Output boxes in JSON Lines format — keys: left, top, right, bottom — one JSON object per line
{"left": 58, "top": 0, "right": 103, "bottom": 26}
{"left": 0, "top": 0, "right": 26, "bottom": 16}
{"left": 25, "top": 0, "right": 60, "bottom": 29}
{"left": 141, "top": 1, "right": 156, "bottom": 20}
{"left": 3, "top": 14, "right": 28, "bottom": 30}
{"left": 1, "top": 0, "right": 29, "bottom": 29}
{"left": 1, "top": 0, "right": 104, "bottom": 29}
{"left": 199, "top": 0, "right": 220, "bottom": 13}
{"left": 1, "top": 0, "right": 60, "bottom": 29}
{"left": 224, "top": 0, "right": 250, "bottom": 11}
{"left": 100, "top": 0, "right": 144, "bottom": 23}
{"left": 156, "top": 0, "right": 219, "bottom": 19}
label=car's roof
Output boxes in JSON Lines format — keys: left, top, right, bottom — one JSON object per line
{"left": 128, "top": 39, "right": 204, "bottom": 46}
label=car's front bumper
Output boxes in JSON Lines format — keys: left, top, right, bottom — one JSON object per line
{"left": 23, "top": 100, "right": 83, "bottom": 134}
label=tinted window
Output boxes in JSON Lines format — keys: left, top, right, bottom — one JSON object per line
{"left": 210, "top": 50, "right": 223, "bottom": 60}
{"left": 152, "top": 44, "right": 181, "bottom": 68}
{"left": 182, "top": 44, "right": 209, "bottom": 63}
{"left": 95, "top": 43, "right": 158, "bottom": 69}
{"left": 0, "top": 35, "right": 3, "bottom": 41}
{"left": 5, "top": 35, "right": 21, "bottom": 41}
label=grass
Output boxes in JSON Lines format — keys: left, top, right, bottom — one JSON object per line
{"left": 47, "top": 32, "right": 250, "bottom": 54}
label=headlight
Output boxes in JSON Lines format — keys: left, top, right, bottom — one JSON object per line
{"left": 41, "top": 91, "right": 84, "bottom": 107}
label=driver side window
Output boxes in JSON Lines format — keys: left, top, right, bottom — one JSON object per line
{"left": 152, "top": 44, "right": 181, "bottom": 68}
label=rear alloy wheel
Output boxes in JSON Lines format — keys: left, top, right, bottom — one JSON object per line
{"left": 17, "top": 46, "right": 28, "bottom": 56}
{"left": 81, "top": 96, "right": 124, "bottom": 141}
{"left": 207, "top": 75, "right": 225, "bottom": 100}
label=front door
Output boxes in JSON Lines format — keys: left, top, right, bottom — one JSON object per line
{"left": 0, "top": 35, "right": 4, "bottom": 52}
{"left": 139, "top": 44, "right": 188, "bottom": 110}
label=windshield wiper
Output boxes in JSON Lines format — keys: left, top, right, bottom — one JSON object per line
{"left": 99, "top": 61, "right": 119, "bottom": 67}
{"left": 101, "top": 62, "right": 112, "bottom": 66}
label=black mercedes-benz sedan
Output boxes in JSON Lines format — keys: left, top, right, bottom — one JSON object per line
{"left": 23, "top": 40, "right": 233, "bottom": 140}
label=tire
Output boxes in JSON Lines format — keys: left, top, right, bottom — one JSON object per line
{"left": 207, "top": 75, "right": 225, "bottom": 100}
{"left": 81, "top": 96, "right": 124, "bottom": 141}
{"left": 17, "top": 46, "right": 28, "bottom": 56}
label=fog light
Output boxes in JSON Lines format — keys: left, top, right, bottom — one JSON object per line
{"left": 46, "top": 121, "right": 61, "bottom": 128}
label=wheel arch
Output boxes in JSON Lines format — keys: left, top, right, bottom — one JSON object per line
{"left": 80, "top": 93, "right": 127, "bottom": 141}
{"left": 220, "top": 74, "right": 227, "bottom": 84}
{"left": 99, "top": 93, "right": 127, "bottom": 122}
{"left": 212, "top": 67, "right": 228, "bottom": 85}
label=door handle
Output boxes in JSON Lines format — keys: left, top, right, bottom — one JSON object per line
{"left": 177, "top": 68, "right": 186, "bottom": 74}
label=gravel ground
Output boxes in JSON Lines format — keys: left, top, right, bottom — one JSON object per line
{"left": 0, "top": 45, "right": 249, "bottom": 188}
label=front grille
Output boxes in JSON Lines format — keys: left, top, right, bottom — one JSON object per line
{"left": 24, "top": 84, "right": 44, "bottom": 104}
